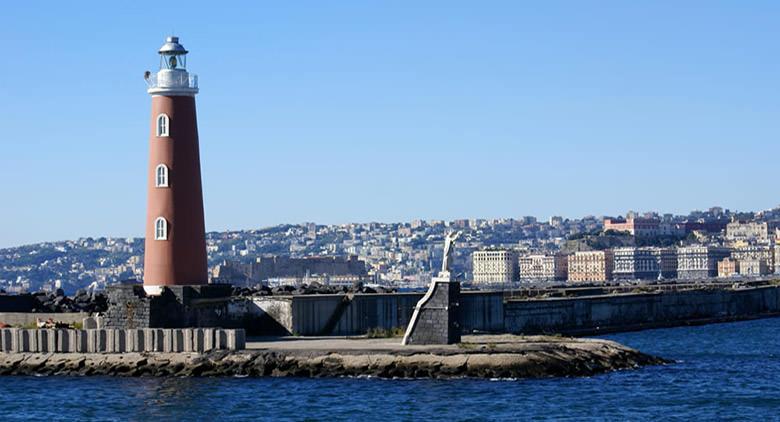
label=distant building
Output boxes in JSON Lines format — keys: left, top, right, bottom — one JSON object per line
{"left": 472, "top": 249, "right": 519, "bottom": 283}
{"left": 613, "top": 247, "right": 676, "bottom": 280}
{"left": 775, "top": 245, "right": 780, "bottom": 274}
{"left": 519, "top": 216, "right": 537, "bottom": 225}
{"left": 726, "top": 221, "right": 771, "bottom": 244}
{"left": 567, "top": 250, "right": 613, "bottom": 283}
{"left": 657, "top": 248, "right": 679, "bottom": 279}
{"left": 603, "top": 217, "right": 660, "bottom": 238}
{"left": 451, "top": 219, "right": 470, "bottom": 229}
{"left": 518, "top": 253, "right": 568, "bottom": 282}
{"left": 212, "top": 255, "right": 368, "bottom": 286}
{"left": 677, "top": 246, "right": 731, "bottom": 279}
{"left": 731, "top": 246, "right": 774, "bottom": 274}
{"left": 739, "top": 259, "right": 768, "bottom": 276}
{"left": 682, "top": 219, "right": 729, "bottom": 234}
{"left": 717, "top": 258, "right": 739, "bottom": 278}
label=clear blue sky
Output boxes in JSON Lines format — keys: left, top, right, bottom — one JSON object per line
{"left": 1, "top": 1, "right": 778, "bottom": 248}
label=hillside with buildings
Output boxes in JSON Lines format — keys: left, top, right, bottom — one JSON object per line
{"left": 2, "top": 206, "right": 780, "bottom": 294}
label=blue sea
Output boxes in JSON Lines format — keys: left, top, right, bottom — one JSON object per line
{"left": 1, "top": 318, "right": 779, "bottom": 421}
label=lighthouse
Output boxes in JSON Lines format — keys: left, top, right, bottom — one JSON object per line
{"left": 142, "top": 36, "right": 208, "bottom": 295}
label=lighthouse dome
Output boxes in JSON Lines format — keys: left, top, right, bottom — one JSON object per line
{"left": 159, "top": 36, "right": 188, "bottom": 55}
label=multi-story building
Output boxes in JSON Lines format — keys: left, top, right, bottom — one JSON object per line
{"left": 739, "top": 259, "right": 767, "bottom": 276}
{"left": 567, "top": 250, "right": 613, "bottom": 283}
{"left": 731, "top": 245, "right": 774, "bottom": 274}
{"left": 726, "top": 221, "right": 770, "bottom": 244}
{"left": 613, "top": 247, "right": 655, "bottom": 280}
{"left": 775, "top": 244, "right": 780, "bottom": 274}
{"left": 472, "top": 249, "right": 518, "bottom": 283}
{"left": 603, "top": 216, "right": 661, "bottom": 238}
{"left": 518, "top": 253, "right": 568, "bottom": 282}
{"left": 613, "top": 247, "right": 676, "bottom": 280}
{"left": 717, "top": 258, "right": 739, "bottom": 278}
{"left": 657, "top": 248, "right": 679, "bottom": 279}
{"left": 212, "top": 255, "right": 368, "bottom": 286}
{"left": 677, "top": 246, "right": 731, "bottom": 279}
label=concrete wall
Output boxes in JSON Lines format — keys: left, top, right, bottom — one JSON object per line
{"left": 0, "top": 328, "right": 245, "bottom": 353}
{"left": 460, "top": 291, "right": 504, "bottom": 333}
{"left": 330, "top": 293, "right": 422, "bottom": 336}
{"left": 505, "top": 285, "right": 780, "bottom": 335}
{"left": 0, "top": 312, "right": 87, "bottom": 327}
{"left": 252, "top": 292, "right": 506, "bottom": 336}
{"left": 248, "top": 297, "right": 294, "bottom": 335}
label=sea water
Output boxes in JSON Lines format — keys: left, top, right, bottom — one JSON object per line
{"left": 1, "top": 317, "right": 779, "bottom": 421}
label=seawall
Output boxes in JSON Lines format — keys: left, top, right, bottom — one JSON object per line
{"left": 250, "top": 284, "right": 780, "bottom": 336}
{"left": 251, "top": 291, "right": 504, "bottom": 336}
{"left": 505, "top": 284, "right": 780, "bottom": 335}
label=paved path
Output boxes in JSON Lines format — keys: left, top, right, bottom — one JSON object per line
{"left": 246, "top": 334, "right": 605, "bottom": 352}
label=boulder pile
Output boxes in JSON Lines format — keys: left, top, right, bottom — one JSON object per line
{"left": 29, "top": 289, "right": 108, "bottom": 313}
{"left": 231, "top": 281, "right": 396, "bottom": 297}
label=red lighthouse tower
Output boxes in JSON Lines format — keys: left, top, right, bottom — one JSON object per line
{"left": 143, "top": 36, "right": 208, "bottom": 295}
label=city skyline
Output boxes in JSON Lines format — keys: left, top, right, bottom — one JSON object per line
{"left": 2, "top": 1, "right": 779, "bottom": 248}
{"left": 3, "top": 203, "right": 779, "bottom": 295}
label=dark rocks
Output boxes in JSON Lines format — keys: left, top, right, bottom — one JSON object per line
{"left": 2, "top": 291, "right": 108, "bottom": 314}
{"left": 0, "top": 336, "right": 669, "bottom": 379}
{"left": 236, "top": 283, "right": 396, "bottom": 297}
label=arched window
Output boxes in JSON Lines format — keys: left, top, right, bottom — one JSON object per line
{"left": 155, "top": 164, "right": 169, "bottom": 187}
{"left": 156, "top": 113, "right": 170, "bottom": 137}
{"left": 154, "top": 217, "right": 168, "bottom": 240}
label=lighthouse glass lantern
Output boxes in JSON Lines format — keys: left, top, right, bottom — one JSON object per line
{"left": 145, "top": 36, "right": 198, "bottom": 96}
{"left": 159, "top": 36, "right": 188, "bottom": 70}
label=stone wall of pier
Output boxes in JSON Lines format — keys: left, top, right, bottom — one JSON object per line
{"left": 250, "top": 284, "right": 780, "bottom": 337}
{"left": 251, "top": 291, "right": 505, "bottom": 336}
{"left": 504, "top": 284, "right": 780, "bottom": 335}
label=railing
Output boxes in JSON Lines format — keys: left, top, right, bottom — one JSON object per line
{"left": 145, "top": 70, "right": 198, "bottom": 90}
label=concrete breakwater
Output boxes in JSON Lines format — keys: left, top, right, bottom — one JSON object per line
{"left": 251, "top": 283, "right": 780, "bottom": 336}
{"left": 0, "top": 328, "right": 245, "bottom": 353}
{"left": 0, "top": 335, "right": 667, "bottom": 379}
{"left": 505, "top": 284, "right": 780, "bottom": 335}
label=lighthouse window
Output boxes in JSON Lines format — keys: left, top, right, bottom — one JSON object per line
{"left": 154, "top": 217, "right": 168, "bottom": 240}
{"left": 156, "top": 114, "right": 170, "bottom": 137}
{"left": 155, "top": 164, "right": 169, "bottom": 187}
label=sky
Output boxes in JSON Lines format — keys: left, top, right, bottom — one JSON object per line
{"left": 0, "top": 1, "right": 778, "bottom": 248}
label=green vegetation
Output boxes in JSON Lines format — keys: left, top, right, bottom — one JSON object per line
{"left": 366, "top": 327, "right": 405, "bottom": 338}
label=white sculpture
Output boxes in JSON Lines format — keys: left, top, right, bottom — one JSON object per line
{"left": 440, "top": 231, "right": 462, "bottom": 276}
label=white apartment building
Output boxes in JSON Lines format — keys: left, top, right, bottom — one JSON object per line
{"left": 731, "top": 245, "right": 774, "bottom": 275}
{"left": 726, "top": 221, "right": 771, "bottom": 244}
{"left": 472, "top": 249, "right": 518, "bottom": 283}
{"left": 518, "top": 253, "right": 568, "bottom": 282}
{"left": 677, "top": 246, "right": 731, "bottom": 279}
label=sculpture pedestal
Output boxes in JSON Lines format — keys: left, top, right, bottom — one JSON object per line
{"left": 401, "top": 275, "right": 461, "bottom": 345}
